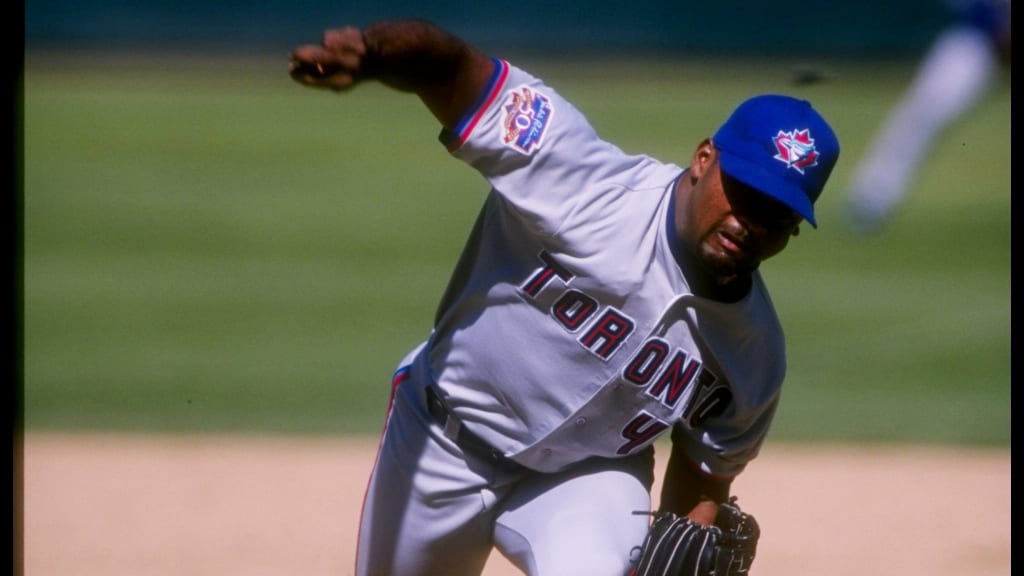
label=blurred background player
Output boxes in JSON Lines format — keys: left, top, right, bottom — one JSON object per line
{"left": 844, "top": 0, "right": 1010, "bottom": 233}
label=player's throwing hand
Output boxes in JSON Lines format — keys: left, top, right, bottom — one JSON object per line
{"left": 288, "top": 26, "right": 368, "bottom": 91}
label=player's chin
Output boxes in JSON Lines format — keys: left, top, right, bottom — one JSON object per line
{"left": 695, "top": 252, "right": 733, "bottom": 280}
{"left": 698, "top": 248, "right": 759, "bottom": 284}
{"left": 701, "top": 240, "right": 754, "bottom": 273}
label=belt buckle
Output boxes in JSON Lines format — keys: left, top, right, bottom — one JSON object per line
{"left": 426, "top": 387, "right": 462, "bottom": 443}
{"left": 426, "top": 386, "right": 519, "bottom": 471}
{"left": 441, "top": 411, "right": 461, "bottom": 443}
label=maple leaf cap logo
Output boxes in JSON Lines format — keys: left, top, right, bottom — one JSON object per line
{"left": 772, "top": 129, "right": 820, "bottom": 174}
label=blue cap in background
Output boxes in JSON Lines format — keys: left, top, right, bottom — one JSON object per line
{"left": 712, "top": 94, "right": 840, "bottom": 227}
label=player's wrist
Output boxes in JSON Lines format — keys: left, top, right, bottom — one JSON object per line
{"left": 357, "top": 28, "right": 380, "bottom": 81}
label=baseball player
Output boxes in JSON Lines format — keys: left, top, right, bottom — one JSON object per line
{"left": 289, "top": 19, "right": 840, "bottom": 576}
{"left": 844, "top": 0, "right": 1010, "bottom": 232}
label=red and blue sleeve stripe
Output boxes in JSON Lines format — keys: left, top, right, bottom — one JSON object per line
{"left": 442, "top": 57, "right": 510, "bottom": 152}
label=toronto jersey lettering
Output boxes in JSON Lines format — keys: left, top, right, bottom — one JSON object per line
{"left": 418, "top": 58, "right": 785, "bottom": 478}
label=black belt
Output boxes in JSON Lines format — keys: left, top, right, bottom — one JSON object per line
{"left": 425, "top": 386, "right": 521, "bottom": 470}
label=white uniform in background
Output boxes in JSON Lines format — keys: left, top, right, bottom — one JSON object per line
{"left": 845, "top": 0, "right": 1010, "bottom": 232}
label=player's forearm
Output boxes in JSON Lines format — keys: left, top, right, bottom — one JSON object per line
{"left": 660, "top": 443, "right": 732, "bottom": 519}
{"left": 362, "top": 19, "right": 495, "bottom": 128}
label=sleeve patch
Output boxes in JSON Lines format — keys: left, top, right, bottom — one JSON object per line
{"left": 501, "top": 85, "right": 555, "bottom": 154}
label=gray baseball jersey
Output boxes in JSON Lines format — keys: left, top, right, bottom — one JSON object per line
{"left": 417, "top": 58, "right": 785, "bottom": 479}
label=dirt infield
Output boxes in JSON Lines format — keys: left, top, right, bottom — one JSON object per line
{"left": 21, "top": 433, "right": 1009, "bottom": 576}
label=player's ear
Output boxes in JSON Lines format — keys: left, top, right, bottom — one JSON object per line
{"left": 689, "top": 138, "right": 715, "bottom": 182}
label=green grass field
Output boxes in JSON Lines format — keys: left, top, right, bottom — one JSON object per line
{"left": 22, "top": 52, "right": 1010, "bottom": 445}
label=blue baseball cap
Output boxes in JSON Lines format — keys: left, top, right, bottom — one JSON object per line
{"left": 712, "top": 94, "right": 839, "bottom": 228}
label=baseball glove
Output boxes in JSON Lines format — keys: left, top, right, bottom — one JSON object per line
{"left": 630, "top": 497, "right": 760, "bottom": 576}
